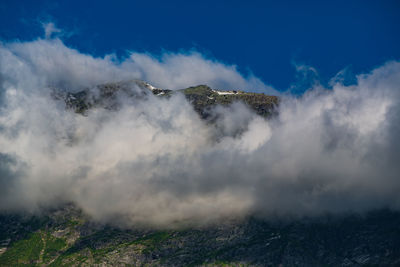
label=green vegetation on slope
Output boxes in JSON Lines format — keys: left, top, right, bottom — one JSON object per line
{"left": 0, "top": 232, "right": 43, "bottom": 266}
{"left": 43, "top": 233, "right": 67, "bottom": 263}
{"left": 178, "top": 85, "right": 278, "bottom": 118}
{"left": 133, "top": 231, "right": 171, "bottom": 254}
{"left": 1, "top": 208, "right": 400, "bottom": 266}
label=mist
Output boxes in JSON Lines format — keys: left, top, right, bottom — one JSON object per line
{"left": 0, "top": 37, "right": 400, "bottom": 228}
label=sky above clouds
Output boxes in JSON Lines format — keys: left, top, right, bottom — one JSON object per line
{"left": 0, "top": 0, "right": 399, "bottom": 92}
{"left": 0, "top": 1, "right": 399, "bottom": 228}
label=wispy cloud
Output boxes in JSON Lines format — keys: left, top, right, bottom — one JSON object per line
{"left": 42, "top": 22, "right": 62, "bottom": 39}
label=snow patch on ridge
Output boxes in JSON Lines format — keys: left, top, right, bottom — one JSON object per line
{"left": 212, "top": 89, "right": 240, "bottom": 95}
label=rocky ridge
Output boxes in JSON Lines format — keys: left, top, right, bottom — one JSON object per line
{"left": 52, "top": 80, "right": 279, "bottom": 118}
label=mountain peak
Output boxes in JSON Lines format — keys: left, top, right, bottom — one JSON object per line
{"left": 52, "top": 81, "right": 279, "bottom": 118}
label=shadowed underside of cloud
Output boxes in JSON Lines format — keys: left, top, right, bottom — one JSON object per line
{"left": 0, "top": 37, "right": 399, "bottom": 228}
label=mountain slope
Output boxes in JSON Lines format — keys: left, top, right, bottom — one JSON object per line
{"left": 1, "top": 206, "right": 400, "bottom": 266}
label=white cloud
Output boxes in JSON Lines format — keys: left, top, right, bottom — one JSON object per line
{"left": 123, "top": 52, "right": 275, "bottom": 92}
{"left": 0, "top": 37, "right": 400, "bottom": 228}
{"left": 2, "top": 38, "right": 276, "bottom": 94}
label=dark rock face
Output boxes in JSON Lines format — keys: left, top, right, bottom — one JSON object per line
{"left": 52, "top": 80, "right": 152, "bottom": 114}
{"left": 1, "top": 206, "right": 399, "bottom": 266}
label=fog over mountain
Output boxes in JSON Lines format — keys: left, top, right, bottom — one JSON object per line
{"left": 0, "top": 37, "right": 400, "bottom": 228}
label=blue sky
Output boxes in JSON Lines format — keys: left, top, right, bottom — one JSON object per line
{"left": 1, "top": 0, "right": 399, "bottom": 92}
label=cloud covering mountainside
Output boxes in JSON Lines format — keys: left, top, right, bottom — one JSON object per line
{"left": 0, "top": 37, "right": 400, "bottom": 228}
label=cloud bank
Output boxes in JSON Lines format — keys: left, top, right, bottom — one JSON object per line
{"left": 0, "top": 37, "right": 400, "bottom": 228}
